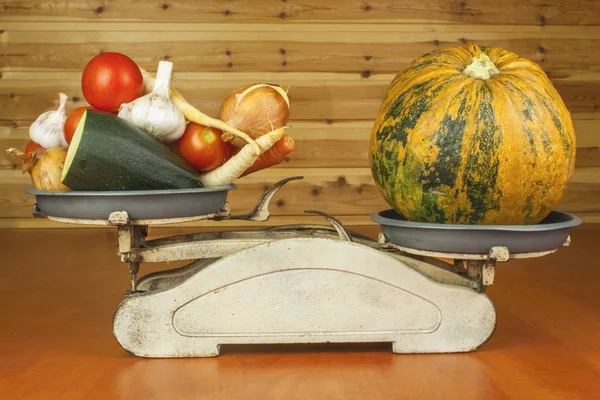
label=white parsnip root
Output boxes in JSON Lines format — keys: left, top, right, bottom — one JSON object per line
{"left": 139, "top": 67, "right": 260, "bottom": 154}
{"left": 199, "top": 127, "right": 287, "bottom": 187}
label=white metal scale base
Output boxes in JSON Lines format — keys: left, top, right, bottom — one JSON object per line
{"left": 30, "top": 177, "right": 576, "bottom": 357}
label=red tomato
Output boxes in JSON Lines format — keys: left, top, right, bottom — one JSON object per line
{"left": 178, "top": 123, "right": 232, "bottom": 172}
{"left": 25, "top": 140, "right": 44, "bottom": 153}
{"left": 81, "top": 52, "right": 143, "bottom": 112}
{"left": 64, "top": 106, "right": 93, "bottom": 144}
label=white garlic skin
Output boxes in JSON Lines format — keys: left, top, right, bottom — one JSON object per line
{"left": 118, "top": 92, "right": 186, "bottom": 143}
{"left": 29, "top": 92, "right": 69, "bottom": 148}
{"left": 117, "top": 60, "right": 186, "bottom": 143}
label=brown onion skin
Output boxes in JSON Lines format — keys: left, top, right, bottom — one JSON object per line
{"left": 220, "top": 84, "right": 289, "bottom": 147}
{"left": 27, "top": 148, "right": 71, "bottom": 191}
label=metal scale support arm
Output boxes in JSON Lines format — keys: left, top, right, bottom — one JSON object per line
{"left": 113, "top": 176, "right": 304, "bottom": 293}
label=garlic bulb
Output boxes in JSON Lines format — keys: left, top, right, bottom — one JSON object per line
{"left": 29, "top": 93, "right": 69, "bottom": 149}
{"left": 220, "top": 83, "right": 290, "bottom": 147}
{"left": 118, "top": 61, "right": 186, "bottom": 143}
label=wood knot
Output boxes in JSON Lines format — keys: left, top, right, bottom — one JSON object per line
{"left": 0, "top": 30, "right": 4, "bottom": 34}
{"left": 355, "top": 185, "right": 364, "bottom": 193}
{"left": 98, "top": 49, "right": 104, "bottom": 54}
{"left": 223, "top": 9, "right": 231, "bottom": 16}
{"left": 9, "top": 93, "right": 15, "bottom": 99}
{"left": 460, "top": 37, "right": 467, "bottom": 44}
{"left": 281, "top": 61, "right": 287, "bottom": 66}
{"left": 364, "top": 55, "right": 372, "bottom": 61}
{"left": 95, "top": 6, "right": 104, "bottom": 14}
{"left": 538, "top": 15, "right": 547, "bottom": 26}
{"left": 0, "top": 71, "right": 3, "bottom": 79}
{"left": 538, "top": 45, "right": 546, "bottom": 54}
{"left": 337, "top": 176, "right": 346, "bottom": 185}
{"left": 227, "top": 62, "right": 233, "bottom": 68}
{"left": 162, "top": 3, "right": 169, "bottom": 9}
{"left": 362, "top": 3, "right": 372, "bottom": 11}
{"left": 311, "top": 187, "right": 320, "bottom": 196}
{"left": 71, "top": 96, "right": 80, "bottom": 102}
{"left": 279, "top": 11, "right": 286, "bottom": 19}
{"left": 12, "top": 122, "right": 18, "bottom": 128}
{"left": 360, "top": 70, "right": 371, "bottom": 78}
{"left": 279, "top": 48, "right": 286, "bottom": 55}
{"left": 433, "top": 40, "right": 440, "bottom": 46}
{"left": 225, "top": 49, "right": 231, "bottom": 56}
{"left": 325, "top": 119, "right": 333, "bottom": 125}
{"left": 163, "top": 55, "right": 171, "bottom": 60}
{"left": 276, "top": 199, "right": 285, "bottom": 207}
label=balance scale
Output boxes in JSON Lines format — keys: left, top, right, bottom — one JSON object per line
{"left": 28, "top": 176, "right": 581, "bottom": 357}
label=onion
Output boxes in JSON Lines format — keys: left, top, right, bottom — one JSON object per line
{"left": 6, "top": 147, "right": 70, "bottom": 191}
{"left": 220, "top": 84, "right": 290, "bottom": 147}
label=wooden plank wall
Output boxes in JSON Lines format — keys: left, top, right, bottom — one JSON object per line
{"left": 1, "top": 1, "right": 599, "bottom": 229}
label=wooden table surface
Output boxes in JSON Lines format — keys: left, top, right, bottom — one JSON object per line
{"left": 1, "top": 225, "right": 599, "bottom": 400}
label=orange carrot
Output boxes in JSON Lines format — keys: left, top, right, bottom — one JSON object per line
{"left": 237, "top": 134, "right": 295, "bottom": 177}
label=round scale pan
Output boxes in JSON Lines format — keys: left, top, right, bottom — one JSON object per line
{"left": 371, "top": 209, "right": 582, "bottom": 255}
{"left": 27, "top": 185, "right": 234, "bottom": 221}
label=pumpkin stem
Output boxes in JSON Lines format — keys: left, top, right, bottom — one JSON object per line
{"left": 463, "top": 53, "right": 500, "bottom": 80}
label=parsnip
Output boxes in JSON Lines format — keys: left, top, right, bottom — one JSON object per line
{"left": 199, "top": 127, "right": 286, "bottom": 187}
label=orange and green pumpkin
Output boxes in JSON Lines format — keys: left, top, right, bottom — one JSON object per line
{"left": 369, "top": 44, "right": 576, "bottom": 225}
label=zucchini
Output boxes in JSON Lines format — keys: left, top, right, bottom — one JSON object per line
{"left": 61, "top": 110, "right": 203, "bottom": 191}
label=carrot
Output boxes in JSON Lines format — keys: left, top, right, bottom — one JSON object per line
{"left": 139, "top": 67, "right": 260, "bottom": 155}
{"left": 238, "top": 134, "right": 295, "bottom": 177}
{"left": 199, "top": 127, "right": 286, "bottom": 187}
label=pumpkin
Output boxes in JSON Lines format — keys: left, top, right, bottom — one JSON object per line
{"left": 369, "top": 44, "right": 576, "bottom": 225}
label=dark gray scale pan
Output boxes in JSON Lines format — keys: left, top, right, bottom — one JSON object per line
{"left": 27, "top": 186, "right": 234, "bottom": 220}
{"left": 371, "top": 209, "right": 582, "bottom": 255}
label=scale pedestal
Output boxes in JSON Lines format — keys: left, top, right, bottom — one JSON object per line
{"left": 30, "top": 177, "right": 578, "bottom": 357}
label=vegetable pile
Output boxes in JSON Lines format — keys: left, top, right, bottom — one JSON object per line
{"left": 7, "top": 52, "right": 295, "bottom": 192}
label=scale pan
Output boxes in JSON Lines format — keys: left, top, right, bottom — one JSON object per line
{"left": 26, "top": 186, "right": 235, "bottom": 220}
{"left": 371, "top": 210, "right": 582, "bottom": 255}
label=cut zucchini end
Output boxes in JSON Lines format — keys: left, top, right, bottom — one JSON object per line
{"left": 62, "top": 109, "right": 88, "bottom": 182}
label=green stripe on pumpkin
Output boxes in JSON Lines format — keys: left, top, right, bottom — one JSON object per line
{"left": 462, "top": 83, "right": 502, "bottom": 224}
{"left": 420, "top": 85, "right": 470, "bottom": 192}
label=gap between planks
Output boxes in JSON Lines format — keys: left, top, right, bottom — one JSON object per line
{"left": 3, "top": 70, "right": 600, "bottom": 83}
{"left": 4, "top": 22, "right": 600, "bottom": 34}
{"left": 5, "top": 29, "right": 600, "bottom": 44}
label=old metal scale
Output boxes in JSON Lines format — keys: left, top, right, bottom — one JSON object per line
{"left": 28, "top": 175, "right": 580, "bottom": 357}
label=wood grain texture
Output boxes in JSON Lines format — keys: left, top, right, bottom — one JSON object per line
{"left": 3, "top": 28, "right": 600, "bottom": 73}
{"left": 0, "top": 225, "right": 599, "bottom": 399}
{"left": 1, "top": 72, "right": 599, "bottom": 120}
{"left": 2, "top": 0, "right": 600, "bottom": 25}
